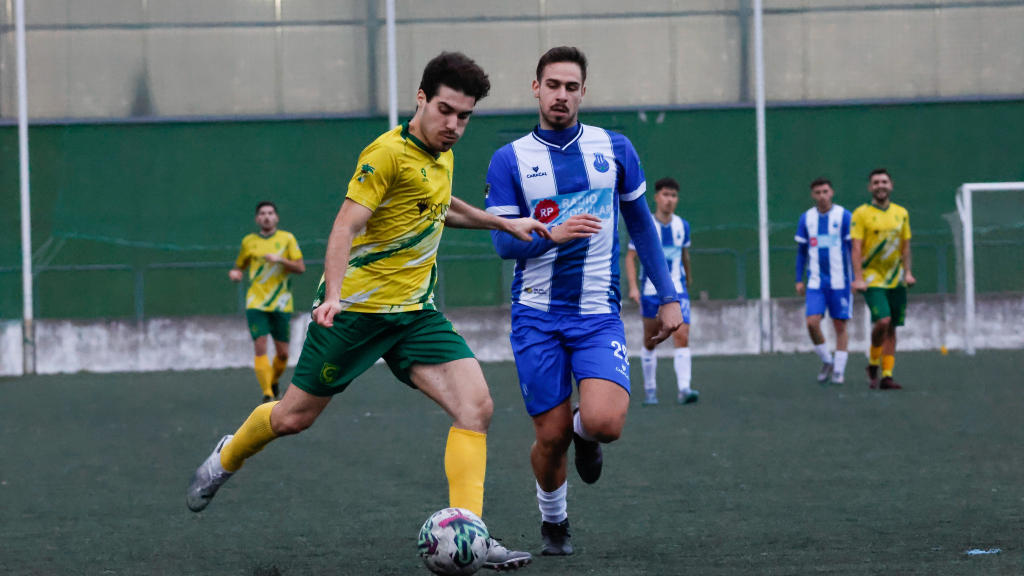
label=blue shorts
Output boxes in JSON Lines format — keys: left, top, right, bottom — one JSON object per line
{"left": 510, "top": 306, "right": 631, "bottom": 417}
{"left": 806, "top": 285, "right": 852, "bottom": 320}
{"left": 640, "top": 294, "right": 691, "bottom": 324}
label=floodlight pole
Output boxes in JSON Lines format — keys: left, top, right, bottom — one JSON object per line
{"left": 753, "top": 0, "right": 771, "bottom": 353}
{"left": 15, "top": 0, "right": 34, "bottom": 375}
{"left": 385, "top": 0, "right": 398, "bottom": 129}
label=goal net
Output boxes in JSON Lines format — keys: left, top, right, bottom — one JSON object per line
{"left": 951, "top": 182, "right": 1024, "bottom": 354}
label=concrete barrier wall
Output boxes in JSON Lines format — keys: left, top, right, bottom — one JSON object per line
{"left": 2, "top": 293, "right": 1022, "bottom": 377}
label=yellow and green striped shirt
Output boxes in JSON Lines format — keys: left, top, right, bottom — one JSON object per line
{"left": 236, "top": 230, "right": 303, "bottom": 312}
{"left": 315, "top": 123, "right": 453, "bottom": 314}
{"left": 850, "top": 202, "right": 912, "bottom": 289}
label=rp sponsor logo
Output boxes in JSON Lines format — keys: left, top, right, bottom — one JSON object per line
{"left": 593, "top": 152, "right": 610, "bottom": 173}
{"left": 533, "top": 199, "right": 559, "bottom": 223}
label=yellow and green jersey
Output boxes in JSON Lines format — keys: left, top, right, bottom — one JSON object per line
{"left": 850, "top": 202, "right": 912, "bottom": 289}
{"left": 316, "top": 123, "right": 453, "bottom": 314}
{"left": 236, "top": 230, "right": 303, "bottom": 312}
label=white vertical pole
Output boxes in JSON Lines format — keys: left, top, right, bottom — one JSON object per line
{"left": 385, "top": 0, "right": 398, "bottom": 129}
{"left": 961, "top": 185, "right": 976, "bottom": 355}
{"left": 753, "top": 0, "right": 771, "bottom": 353}
{"left": 15, "top": 0, "right": 34, "bottom": 375}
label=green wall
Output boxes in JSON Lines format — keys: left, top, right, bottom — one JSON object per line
{"left": 2, "top": 99, "right": 1023, "bottom": 319}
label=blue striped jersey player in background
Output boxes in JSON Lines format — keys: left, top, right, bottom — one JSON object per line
{"left": 625, "top": 177, "right": 698, "bottom": 405}
{"left": 795, "top": 177, "right": 853, "bottom": 384}
{"left": 485, "top": 47, "right": 683, "bottom": 556}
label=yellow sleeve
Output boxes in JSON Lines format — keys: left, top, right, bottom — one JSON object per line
{"left": 235, "top": 237, "right": 250, "bottom": 269}
{"left": 849, "top": 208, "right": 865, "bottom": 240}
{"left": 285, "top": 234, "right": 303, "bottom": 260}
{"left": 345, "top": 141, "right": 398, "bottom": 212}
{"left": 901, "top": 210, "right": 912, "bottom": 240}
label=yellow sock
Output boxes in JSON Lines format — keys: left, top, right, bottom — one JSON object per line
{"left": 882, "top": 355, "right": 895, "bottom": 378}
{"left": 444, "top": 427, "right": 487, "bottom": 518}
{"left": 271, "top": 356, "right": 288, "bottom": 385}
{"left": 254, "top": 355, "right": 274, "bottom": 397}
{"left": 220, "top": 401, "right": 279, "bottom": 472}
{"left": 869, "top": 346, "right": 883, "bottom": 366}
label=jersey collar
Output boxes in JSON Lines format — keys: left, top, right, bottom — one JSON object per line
{"left": 401, "top": 122, "right": 441, "bottom": 160}
{"left": 531, "top": 123, "right": 583, "bottom": 151}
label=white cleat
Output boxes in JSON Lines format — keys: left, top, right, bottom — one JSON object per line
{"left": 831, "top": 372, "right": 844, "bottom": 385}
{"left": 817, "top": 362, "right": 834, "bottom": 383}
{"left": 482, "top": 538, "right": 532, "bottom": 571}
{"left": 186, "top": 435, "right": 234, "bottom": 512}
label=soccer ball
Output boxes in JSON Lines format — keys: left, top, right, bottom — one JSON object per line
{"left": 417, "top": 507, "right": 490, "bottom": 575}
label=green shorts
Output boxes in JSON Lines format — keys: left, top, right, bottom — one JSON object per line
{"left": 246, "top": 309, "right": 292, "bottom": 342}
{"left": 292, "top": 309, "right": 475, "bottom": 396}
{"left": 863, "top": 286, "right": 907, "bottom": 326}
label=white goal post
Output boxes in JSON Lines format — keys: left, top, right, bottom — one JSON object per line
{"left": 955, "top": 182, "right": 1024, "bottom": 355}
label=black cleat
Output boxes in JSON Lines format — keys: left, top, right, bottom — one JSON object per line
{"left": 540, "top": 519, "right": 573, "bottom": 556}
{"left": 261, "top": 395, "right": 274, "bottom": 404}
{"left": 866, "top": 365, "right": 880, "bottom": 389}
{"left": 879, "top": 376, "right": 902, "bottom": 390}
{"left": 572, "top": 407, "right": 602, "bottom": 484}
{"left": 271, "top": 383, "right": 281, "bottom": 400}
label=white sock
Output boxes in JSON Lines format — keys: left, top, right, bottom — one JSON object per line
{"left": 573, "top": 410, "right": 595, "bottom": 442}
{"left": 833, "top": 350, "right": 849, "bottom": 375}
{"left": 640, "top": 347, "right": 657, "bottom": 393}
{"left": 813, "top": 343, "right": 833, "bottom": 364}
{"left": 673, "top": 347, "right": 692, "bottom": 393}
{"left": 536, "top": 481, "right": 568, "bottom": 524}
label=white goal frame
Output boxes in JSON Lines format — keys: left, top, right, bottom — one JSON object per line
{"left": 955, "top": 182, "right": 1024, "bottom": 355}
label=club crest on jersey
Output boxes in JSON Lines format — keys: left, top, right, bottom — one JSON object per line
{"left": 593, "top": 152, "right": 610, "bottom": 173}
{"left": 357, "top": 163, "right": 375, "bottom": 183}
{"left": 810, "top": 237, "right": 818, "bottom": 247}
{"left": 527, "top": 166, "right": 548, "bottom": 179}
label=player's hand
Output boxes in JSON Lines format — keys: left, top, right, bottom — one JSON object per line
{"left": 313, "top": 299, "right": 343, "bottom": 328}
{"left": 228, "top": 269, "right": 243, "bottom": 282}
{"left": 263, "top": 253, "right": 282, "bottom": 263}
{"left": 504, "top": 218, "right": 553, "bottom": 242}
{"left": 852, "top": 278, "right": 868, "bottom": 293}
{"left": 550, "top": 214, "right": 603, "bottom": 244}
{"left": 650, "top": 301, "right": 683, "bottom": 345}
{"left": 795, "top": 282, "right": 805, "bottom": 296}
{"left": 904, "top": 272, "right": 916, "bottom": 288}
{"left": 628, "top": 286, "right": 641, "bottom": 306}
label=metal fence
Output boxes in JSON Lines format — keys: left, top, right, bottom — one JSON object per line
{"left": 0, "top": 242, "right": 965, "bottom": 321}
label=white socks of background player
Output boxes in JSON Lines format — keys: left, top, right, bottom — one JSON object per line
{"left": 640, "top": 347, "right": 658, "bottom": 394}
{"left": 813, "top": 343, "right": 833, "bottom": 365}
{"left": 536, "top": 481, "right": 568, "bottom": 524}
{"left": 833, "top": 350, "right": 849, "bottom": 377}
{"left": 673, "top": 348, "right": 692, "bottom": 394}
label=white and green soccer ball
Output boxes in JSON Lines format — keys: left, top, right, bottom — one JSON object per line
{"left": 417, "top": 507, "right": 490, "bottom": 575}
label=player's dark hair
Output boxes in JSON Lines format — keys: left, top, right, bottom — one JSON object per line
{"left": 255, "top": 201, "right": 277, "bottom": 214}
{"left": 536, "top": 46, "right": 588, "bottom": 83}
{"left": 810, "top": 177, "right": 832, "bottom": 189}
{"left": 655, "top": 177, "right": 680, "bottom": 193}
{"left": 868, "top": 168, "right": 891, "bottom": 181}
{"left": 419, "top": 52, "right": 491, "bottom": 103}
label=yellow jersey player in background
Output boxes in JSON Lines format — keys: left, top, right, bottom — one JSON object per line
{"left": 851, "top": 168, "right": 915, "bottom": 390}
{"left": 189, "top": 52, "right": 549, "bottom": 571}
{"left": 230, "top": 201, "right": 306, "bottom": 403}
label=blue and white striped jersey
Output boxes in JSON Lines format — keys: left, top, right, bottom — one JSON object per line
{"left": 795, "top": 205, "right": 853, "bottom": 290}
{"left": 628, "top": 214, "right": 690, "bottom": 297}
{"left": 484, "top": 123, "right": 646, "bottom": 315}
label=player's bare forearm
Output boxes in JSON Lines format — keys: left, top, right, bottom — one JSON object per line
{"left": 448, "top": 197, "right": 551, "bottom": 241}
{"left": 273, "top": 258, "right": 306, "bottom": 274}
{"left": 902, "top": 240, "right": 915, "bottom": 286}
{"left": 851, "top": 239, "right": 867, "bottom": 291}
{"left": 682, "top": 248, "right": 692, "bottom": 286}
{"left": 624, "top": 250, "right": 639, "bottom": 290}
{"left": 317, "top": 200, "right": 373, "bottom": 326}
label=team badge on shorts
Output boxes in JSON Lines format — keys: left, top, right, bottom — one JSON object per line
{"left": 320, "top": 362, "right": 340, "bottom": 384}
